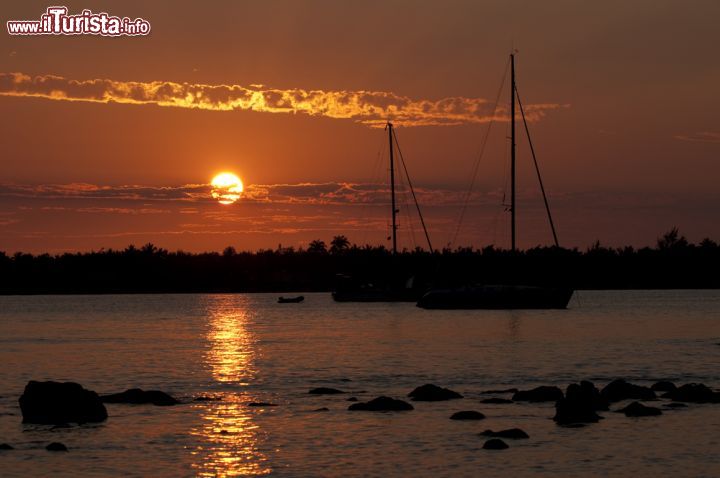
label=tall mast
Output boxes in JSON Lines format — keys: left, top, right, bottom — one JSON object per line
{"left": 510, "top": 53, "right": 516, "bottom": 252}
{"left": 387, "top": 121, "right": 398, "bottom": 255}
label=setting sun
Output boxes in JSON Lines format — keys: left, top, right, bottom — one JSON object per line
{"left": 211, "top": 172, "right": 244, "bottom": 205}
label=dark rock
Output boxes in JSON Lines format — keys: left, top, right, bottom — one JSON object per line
{"left": 247, "top": 402, "right": 278, "bottom": 407}
{"left": 664, "top": 383, "right": 719, "bottom": 403}
{"left": 408, "top": 384, "right": 462, "bottom": 401}
{"left": 482, "top": 439, "right": 509, "bottom": 450}
{"left": 19, "top": 381, "right": 108, "bottom": 425}
{"left": 219, "top": 430, "right": 229, "bottom": 435}
{"left": 308, "top": 387, "right": 345, "bottom": 395}
{"left": 664, "top": 402, "right": 688, "bottom": 408}
{"left": 313, "top": 407, "right": 329, "bottom": 412}
{"left": 616, "top": 401, "right": 662, "bottom": 417}
{"left": 600, "top": 379, "right": 655, "bottom": 402}
{"left": 0, "top": 443, "right": 13, "bottom": 450}
{"left": 449, "top": 410, "right": 485, "bottom": 420}
{"left": 481, "top": 388, "right": 518, "bottom": 394}
{"left": 512, "top": 385, "right": 563, "bottom": 402}
{"left": 346, "top": 397, "right": 358, "bottom": 402}
{"left": 651, "top": 381, "right": 676, "bottom": 392}
{"left": 480, "top": 428, "right": 529, "bottom": 439}
{"left": 554, "top": 381, "right": 606, "bottom": 425}
{"left": 348, "top": 396, "right": 414, "bottom": 411}
{"left": 46, "top": 442, "right": 68, "bottom": 452}
{"left": 481, "top": 398, "right": 513, "bottom": 404}
{"left": 101, "top": 389, "right": 179, "bottom": 406}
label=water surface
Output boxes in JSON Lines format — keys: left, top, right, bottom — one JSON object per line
{"left": 1, "top": 291, "right": 719, "bottom": 476}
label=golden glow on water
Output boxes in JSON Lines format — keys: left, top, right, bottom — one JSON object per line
{"left": 190, "top": 296, "right": 271, "bottom": 477}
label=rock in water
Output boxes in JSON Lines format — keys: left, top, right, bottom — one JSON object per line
{"left": 554, "top": 381, "right": 605, "bottom": 425}
{"left": 100, "top": 389, "right": 179, "bottom": 406}
{"left": 348, "top": 396, "right": 414, "bottom": 411}
{"left": 408, "top": 384, "right": 463, "bottom": 401}
{"left": 664, "top": 383, "right": 719, "bottom": 403}
{"left": 46, "top": 442, "right": 68, "bottom": 452}
{"left": 600, "top": 379, "right": 655, "bottom": 402}
{"left": 0, "top": 443, "right": 14, "bottom": 450}
{"left": 512, "top": 386, "right": 563, "bottom": 402}
{"left": 482, "top": 439, "right": 509, "bottom": 450}
{"left": 616, "top": 401, "right": 663, "bottom": 417}
{"left": 308, "top": 387, "right": 345, "bottom": 395}
{"left": 651, "top": 381, "right": 677, "bottom": 392}
{"left": 481, "top": 398, "right": 513, "bottom": 404}
{"left": 481, "top": 388, "right": 518, "bottom": 394}
{"left": 19, "top": 381, "right": 108, "bottom": 425}
{"left": 247, "top": 402, "right": 278, "bottom": 407}
{"left": 480, "top": 428, "right": 529, "bottom": 439}
{"left": 449, "top": 410, "right": 485, "bottom": 420}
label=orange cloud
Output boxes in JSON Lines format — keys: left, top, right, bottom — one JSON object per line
{"left": 674, "top": 132, "right": 720, "bottom": 144}
{"left": 0, "top": 72, "right": 567, "bottom": 127}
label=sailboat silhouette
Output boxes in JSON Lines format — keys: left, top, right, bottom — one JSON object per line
{"left": 417, "top": 52, "right": 574, "bottom": 309}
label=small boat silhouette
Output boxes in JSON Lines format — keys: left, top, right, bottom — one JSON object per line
{"left": 278, "top": 296, "right": 304, "bottom": 303}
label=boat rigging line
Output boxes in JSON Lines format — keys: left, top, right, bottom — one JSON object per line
{"left": 391, "top": 126, "right": 434, "bottom": 253}
{"left": 514, "top": 85, "right": 560, "bottom": 247}
{"left": 451, "top": 56, "right": 510, "bottom": 248}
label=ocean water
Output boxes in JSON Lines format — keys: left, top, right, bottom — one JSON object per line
{"left": 0, "top": 291, "right": 719, "bottom": 477}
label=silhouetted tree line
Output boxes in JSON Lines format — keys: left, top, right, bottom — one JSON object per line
{"left": 0, "top": 228, "right": 718, "bottom": 294}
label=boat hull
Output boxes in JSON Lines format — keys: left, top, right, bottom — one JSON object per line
{"left": 278, "top": 296, "right": 304, "bottom": 303}
{"left": 332, "top": 290, "right": 419, "bottom": 302}
{"left": 417, "top": 285, "right": 573, "bottom": 310}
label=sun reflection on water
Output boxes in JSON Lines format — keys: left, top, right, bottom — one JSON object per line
{"left": 191, "top": 295, "right": 271, "bottom": 477}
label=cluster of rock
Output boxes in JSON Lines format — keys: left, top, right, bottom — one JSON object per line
{"left": 18, "top": 380, "right": 181, "bottom": 427}
{"left": 10, "top": 378, "right": 718, "bottom": 453}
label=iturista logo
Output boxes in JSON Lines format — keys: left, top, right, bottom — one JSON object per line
{"left": 7, "top": 6, "right": 151, "bottom": 36}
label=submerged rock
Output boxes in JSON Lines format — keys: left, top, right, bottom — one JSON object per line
{"left": 616, "top": 401, "right": 662, "bottom": 417}
{"left": 481, "top": 398, "right": 513, "bottom": 404}
{"left": 313, "top": 407, "right": 329, "bottom": 412}
{"left": 481, "top": 388, "right": 518, "bottom": 394}
{"left": 0, "top": 443, "right": 13, "bottom": 450}
{"left": 554, "top": 381, "right": 606, "bottom": 425}
{"left": 449, "top": 410, "right": 485, "bottom": 420}
{"left": 247, "top": 402, "right": 278, "bottom": 407}
{"left": 408, "top": 384, "right": 463, "bottom": 401}
{"left": 651, "top": 381, "right": 676, "bottom": 392}
{"left": 482, "top": 439, "right": 509, "bottom": 450}
{"left": 664, "top": 402, "right": 688, "bottom": 408}
{"left": 19, "top": 381, "right": 107, "bottom": 425}
{"left": 663, "top": 383, "right": 719, "bottom": 403}
{"left": 512, "top": 386, "right": 563, "bottom": 402}
{"left": 480, "top": 428, "right": 529, "bottom": 439}
{"left": 46, "top": 442, "right": 68, "bottom": 452}
{"left": 346, "top": 397, "right": 358, "bottom": 402}
{"left": 600, "top": 379, "right": 655, "bottom": 402}
{"left": 308, "top": 387, "right": 345, "bottom": 395}
{"left": 101, "top": 389, "right": 179, "bottom": 406}
{"left": 348, "top": 396, "right": 414, "bottom": 411}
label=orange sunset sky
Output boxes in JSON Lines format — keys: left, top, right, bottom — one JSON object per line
{"left": 1, "top": 0, "right": 719, "bottom": 254}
